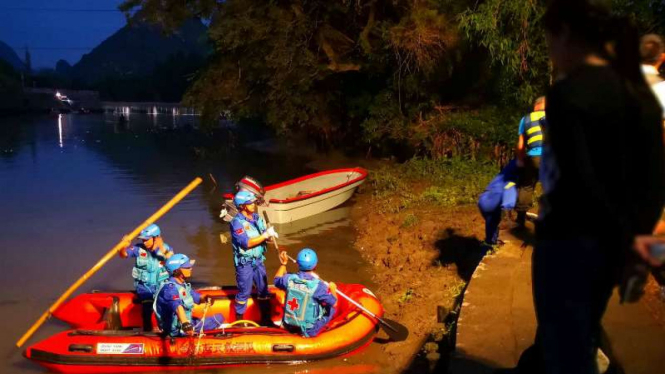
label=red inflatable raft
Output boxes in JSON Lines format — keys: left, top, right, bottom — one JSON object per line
{"left": 24, "top": 284, "right": 383, "bottom": 373}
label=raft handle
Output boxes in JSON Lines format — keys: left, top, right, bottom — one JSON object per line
{"left": 68, "top": 344, "right": 93, "bottom": 353}
{"left": 272, "top": 344, "right": 295, "bottom": 352}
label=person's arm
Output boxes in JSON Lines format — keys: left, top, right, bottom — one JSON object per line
{"left": 119, "top": 244, "right": 139, "bottom": 259}
{"left": 274, "top": 251, "right": 289, "bottom": 283}
{"left": 247, "top": 234, "right": 269, "bottom": 248}
{"left": 118, "top": 236, "right": 133, "bottom": 258}
{"left": 231, "top": 220, "right": 274, "bottom": 249}
{"left": 191, "top": 288, "right": 202, "bottom": 304}
{"left": 314, "top": 284, "right": 338, "bottom": 317}
{"left": 175, "top": 305, "right": 194, "bottom": 336}
{"left": 151, "top": 238, "right": 172, "bottom": 259}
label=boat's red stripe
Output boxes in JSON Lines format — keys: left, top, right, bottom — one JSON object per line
{"left": 240, "top": 178, "right": 262, "bottom": 194}
{"left": 266, "top": 167, "right": 367, "bottom": 204}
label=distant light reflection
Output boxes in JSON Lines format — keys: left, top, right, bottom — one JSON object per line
{"left": 58, "top": 114, "right": 63, "bottom": 148}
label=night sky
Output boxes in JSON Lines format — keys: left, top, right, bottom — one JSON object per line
{"left": 0, "top": 0, "right": 127, "bottom": 69}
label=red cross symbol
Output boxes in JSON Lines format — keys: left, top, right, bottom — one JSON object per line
{"left": 287, "top": 298, "right": 300, "bottom": 311}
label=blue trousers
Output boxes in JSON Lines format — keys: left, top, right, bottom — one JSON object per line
{"left": 526, "top": 237, "right": 616, "bottom": 374}
{"left": 135, "top": 283, "right": 158, "bottom": 331}
{"left": 193, "top": 313, "right": 225, "bottom": 332}
{"left": 481, "top": 207, "right": 502, "bottom": 244}
{"left": 234, "top": 261, "right": 269, "bottom": 315}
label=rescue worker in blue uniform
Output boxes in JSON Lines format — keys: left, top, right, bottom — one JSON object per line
{"left": 478, "top": 160, "right": 518, "bottom": 247}
{"left": 229, "top": 190, "right": 279, "bottom": 324}
{"left": 273, "top": 248, "right": 337, "bottom": 337}
{"left": 119, "top": 223, "right": 173, "bottom": 331}
{"left": 153, "top": 254, "right": 224, "bottom": 337}
{"left": 515, "top": 97, "right": 546, "bottom": 227}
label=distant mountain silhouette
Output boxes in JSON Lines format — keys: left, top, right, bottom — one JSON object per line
{"left": 71, "top": 19, "right": 209, "bottom": 85}
{"left": 0, "top": 40, "right": 25, "bottom": 71}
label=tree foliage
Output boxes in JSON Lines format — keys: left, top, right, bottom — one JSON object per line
{"left": 119, "top": 0, "right": 665, "bottom": 159}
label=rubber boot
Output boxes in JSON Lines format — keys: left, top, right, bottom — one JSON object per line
{"left": 258, "top": 299, "right": 275, "bottom": 327}
{"left": 235, "top": 313, "right": 244, "bottom": 322}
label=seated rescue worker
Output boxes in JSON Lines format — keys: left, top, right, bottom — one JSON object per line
{"left": 154, "top": 253, "right": 224, "bottom": 337}
{"left": 478, "top": 160, "right": 518, "bottom": 248}
{"left": 273, "top": 248, "right": 337, "bottom": 337}
{"left": 230, "top": 190, "right": 278, "bottom": 324}
{"left": 119, "top": 223, "right": 173, "bottom": 331}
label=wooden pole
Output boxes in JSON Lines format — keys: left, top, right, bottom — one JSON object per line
{"left": 16, "top": 177, "right": 203, "bottom": 347}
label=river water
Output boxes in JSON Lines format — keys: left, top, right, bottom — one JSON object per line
{"left": 0, "top": 113, "right": 388, "bottom": 374}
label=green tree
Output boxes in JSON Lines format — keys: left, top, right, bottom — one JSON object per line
{"left": 119, "top": 0, "right": 665, "bottom": 158}
{"left": 120, "top": 0, "right": 463, "bottom": 150}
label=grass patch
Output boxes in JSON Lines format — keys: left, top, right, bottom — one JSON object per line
{"left": 398, "top": 288, "right": 415, "bottom": 304}
{"left": 401, "top": 213, "right": 419, "bottom": 228}
{"left": 369, "top": 157, "right": 499, "bottom": 213}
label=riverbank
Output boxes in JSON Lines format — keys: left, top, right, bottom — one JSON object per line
{"left": 304, "top": 153, "right": 499, "bottom": 373}
{"left": 337, "top": 155, "right": 665, "bottom": 373}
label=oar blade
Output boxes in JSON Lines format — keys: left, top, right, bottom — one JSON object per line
{"left": 380, "top": 318, "right": 409, "bottom": 342}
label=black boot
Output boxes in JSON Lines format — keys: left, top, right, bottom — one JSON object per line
{"left": 235, "top": 313, "right": 244, "bottom": 321}
{"left": 258, "top": 299, "right": 275, "bottom": 327}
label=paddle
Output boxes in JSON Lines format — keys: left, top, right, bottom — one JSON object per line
{"left": 16, "top": 177, "right": 203, "bottom": 348}
{"left": 262, "top": 211, "right": 408, "bottom": 342}
{"left": 312, "top": 272, "right": 409, "bottom": 342}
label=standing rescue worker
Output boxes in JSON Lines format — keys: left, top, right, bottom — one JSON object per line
{"left": 515, "top": 97, "right": 546, "bottom": 228}
{"left": 153, "top": 254, "right": 224, "bottom": 337}
{"left": 119, "top": 223, "right": 173, "bottom": 331}
{"left": 274, "top": 248, "right": 337, "bottom": 337}
{"left": 230, "top": 190, "right": 279, "bottom": 324}
{"left": 478, "top": 160, "right": 518, "bottom": 247}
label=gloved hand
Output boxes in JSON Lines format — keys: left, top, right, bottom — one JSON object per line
{"left": 263, "top": 226, "right": 279, "bottom": 239}
{"left": 181, "top": 321, "right": 194, "bottom": 336}
{"left": 202, "top": 295, "right": 215, "bottom": 305}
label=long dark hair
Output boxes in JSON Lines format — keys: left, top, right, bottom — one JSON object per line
{"left": 543, "top": 0, "right": 646, "bottom": 88}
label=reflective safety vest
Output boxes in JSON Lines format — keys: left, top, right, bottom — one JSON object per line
{"left": 131, "top": 244, "right": 170, "bottom": 289}
{"left": 283, "top": 274, "right": 323, "bottom": 337}
{"left": 523, "top": 111, "right": 545, "bottom": 152}
{"left": 230, "top": 214, "right": 266, "bottom": 266}
{"left": 153, "top": 280, "right": 195, "bottom": 336}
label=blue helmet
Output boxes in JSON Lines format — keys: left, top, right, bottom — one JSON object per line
{"left": 165, "top": 253, "right": 195, "bottom": 274}
{"left": 297, "top": 248, "right": 318, "bottom": 271}
{"left": 138, "top": 224, "right": 161, "bottom": 240}
{"left": 234, "top": 190, "right": 257, "bottom": 208}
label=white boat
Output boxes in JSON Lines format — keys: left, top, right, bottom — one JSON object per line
{"left": 221, "top": 168, "right": 367, "bottom": 224}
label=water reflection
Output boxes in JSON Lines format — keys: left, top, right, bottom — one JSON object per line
{"left": 0, "top": 113, "right": 387, "bottom": 374}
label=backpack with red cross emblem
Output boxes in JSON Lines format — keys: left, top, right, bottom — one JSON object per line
{"left": 283, "top": 274, "right": 323, "bottom": 336}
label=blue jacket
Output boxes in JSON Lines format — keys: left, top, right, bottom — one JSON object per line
{"left": 230, "top": 213, "right": 267, "bottom": 266}
{"left": 153, "top": 277, "right": 201, "bottom": 336}
{"left": 478, "top": 160, "right": 518, "bottom": 213}
{"left": 274, "top": 272, "right": 337, "bottom": 337}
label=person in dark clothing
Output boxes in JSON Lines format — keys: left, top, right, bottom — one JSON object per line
{"left": 515, "top": 97, "right": 546, "bottom": 227}
{"left": 513, "top": 1, "right": 665, "bottom": 373}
